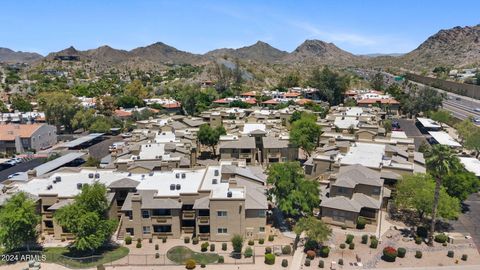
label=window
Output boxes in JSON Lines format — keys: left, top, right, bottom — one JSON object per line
{"left": 142, "top": 226, "right": 151, "bottom": 234}
{"left": 217, "top": 211, "right": 227, "bottom": 217}
{"left": 241, "top": 149, "right": 251, "bottom": 154}
{"left": 372, "top": 187, "right": 381, "bottom": 195}
{"left": 44, "top": 220, "right": 54, "bottom": 228}
{"left": 258, "top": 210, "right": 266, "bottom": 217}
{"left": 126, "top": 228, "right": 134, "bottom": 236}
{"left": 217, "top": 227, "right": 228, "bottom": 234}
{"left": 259, "top": 227, "right": 265, "bottom": 232}
{"left": 126, "top": 211, "right": 133, "bottom": 220}
{"left": 152, "top": 209, "right": 171, "bottom": 216}
{"left": 142, "top": 210, "right": 150, "bottom": 218}
{"left": 337, "top": 187, "right": 348, "bottom": 194}
{"left": 153, "top": 225, "right": 172, "bottom": 233}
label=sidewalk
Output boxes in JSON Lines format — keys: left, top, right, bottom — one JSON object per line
{"left": 289, "top": 246, "right": 305, "bottom": 270}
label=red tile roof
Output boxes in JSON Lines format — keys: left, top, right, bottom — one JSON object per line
{"left": 114, "top": 110, "right": 133, "bottom": 117}
{"left": 262, "top": 99, "right": 280, "bottom": 105}
{"left": 283, "top": 92, "right": 301, "bottom": 98}
{"left": 357, "top": 98, "right": 399, "bottom": 105}
{"left": 240, "top": 91, "right": 258, "bottom": 97}
{"left": 295, "top": 98, "right": 313, "bottom": 105}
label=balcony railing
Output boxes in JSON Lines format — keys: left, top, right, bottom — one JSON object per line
{"left": 153, "top": 217, "right": 172, "bottom": 224}
{"left": 182, "top": 226, "right": 195, "bottom": 234}
{"left": 44, "top": 213, "right": 53, "bottom": 219}
{"left": 198, "top": 233, "right": 210, "bottom": 240}
{"left": 197, "top": 216, "right": 210, "bottom": 224}
{"left": 182, "top": 210, "right": 196, "bottom": 220}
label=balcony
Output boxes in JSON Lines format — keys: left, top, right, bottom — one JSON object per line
{"left": 153, "top": 217, "right": 172, "bottom": 224}
{"left": 182, "top": 226, "right": 195, "bottom": 234}
{"left": 182, "top": 210, "right": 196, "bottom": 220}
{"left": 240, "top": 153, "right": 252, "bottom": 159}
{"left": 197, "top": 216, "right": 210, "bottom": 225}
{"left": 198, "top": 233, "right": 210, "bottom": 240}
{"left": 44, "top": 213, "right": 53, "bottom": 219}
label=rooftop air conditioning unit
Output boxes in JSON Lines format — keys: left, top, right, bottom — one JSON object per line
{"left": 176, "top": 173, "right": 180, "bottom": 178}
{"left": 176, "top": 184, "right": 181, "bottom": 190}
{"left": 212, "top": 179, "right": 218, "bottom": 184}
{"left": 227, "top": 191, "right": 232, "bottom": 198}
{"left": 214, "top": 170, "right": 219, "bottom": 176}
{"left": 181, "top": 173, "right": 186, "bottom": 179}
{"left": 88, "top": 173, "right": 94, "bottom": 178}
{"left": 170, "top": 184, "right": 175, "bottom": 190}
{"left": 55, "top": 176, "right": 62, "bottom": 182}
{"left": 95, "top": 173, "right": 100, "bottom": 178}
{"left": 149, "top": 172, "right": 154, "bottom": 176}
{"left": 77, "top": 183, "right": 83, "bottom": 190}
{"left": 128, "top": 172, "right": 132, "bottom": 176}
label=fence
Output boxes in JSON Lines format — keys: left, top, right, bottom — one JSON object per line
{"left": 405, "top": 73, "right": 480, "bottom": 99}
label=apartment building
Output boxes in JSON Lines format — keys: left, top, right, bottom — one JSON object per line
{"left": 7, "top": 162, "right": 267, "bottom": 242}
{"left": 0, "top": 123, "right": 57, "bottom": 154}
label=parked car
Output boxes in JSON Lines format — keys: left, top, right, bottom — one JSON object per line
{"left": 7, "top": 172, "right": 21, "bottom": 179}
{"left": 473, "top": 108, "right": 480, "bottom": 112}
{"left": 11, "top": 157, "right": 23, "bottom": 164}
{"left": 4, "top": 160, "right": 18, "bottom": 166}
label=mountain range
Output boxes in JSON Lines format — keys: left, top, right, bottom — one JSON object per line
{"left": 1, "top": 24, "right": 479, "bottom": 70}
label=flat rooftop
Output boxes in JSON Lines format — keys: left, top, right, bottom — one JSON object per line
{"left": 340, "top": 142, "right": 385, "bottom": 168}
{"left": 428, "top": 131, "right": 462, "bottom": 147}
{"left": 417, "top": 117, "right": 442, "bottom": 129}
{"left": 459, "top": 157, "right": 480, "bottom": 177}
{"left": 60, "top": 133, "right": 104, "bottom": 148}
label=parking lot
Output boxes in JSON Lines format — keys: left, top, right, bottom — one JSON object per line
{"left": 0, "top": 158, "right": 46, "bottom": 182}
{"left": 395, "top": 118, "right": 428, "bottom": 150}
{"left": 451, "top": 192, "right": 480, "bottom": 253}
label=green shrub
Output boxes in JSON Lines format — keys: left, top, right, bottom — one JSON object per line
{"left": 245, "top": 247, "right": 253, "bottom": 258}
{"left": 356, "top": 217, "right": 366, "bottom": 229}
{"left": 162, "top": 237, "right": 167, "bottom": 243}
{"left": 184, "top": 236, "right": 190, "bottom": 244}
{"left": 319, "top": 246, "right": 330, "bottom": 258}
{"left": 447, "top": 250, "right": 454, "bottom": 258}
{"left": 210, "top": 243, "right": 215, "bottom": 252}
{"left": 415, "top": 251, "right": 422, "bottom": 259}
{"left": 435, "top": 234, "right": 448, "bottom": 244}
{"left": 155, "top": 253, "right": 159, "bottom": 259}
{"left": 268, "top": 235, "right": 274, "bottom": 241}
{"left": 361, "top": 234, "right": 368, "bottom": 244}
{"left": 341, "top": 225, "right": 347, "bottom": 230}
{"left": 201, "top": 264, "right": 206, "bottom": 268}
{"left": 417, "top": 226, "right": 428, "bottom": 238}
{"left": 248, "top": 239, "right": 254, "bottom": 246}
{"left": 192, "top": 237, "right": 199, "bottom": 245}
{"left": 222, "top": 243, "right": 227, "bottom": 251}
{"left": 265, "top": 246, "right": 272, "bottom": 254}
{"left": 382, "top": 246, "right": 398, "bottom": 262}
{"left": 125, "top": 236, "right": 132, "bottom": 245}
{"left": 265, "top": 254, "right": 275, "bottom": 265}
{"left": 306, "top": 250, "right": 315, "bottom": 259}
{"left": 185, "top": 259, "right": 196, "bottom": 269}
{"left": 201, "top": 242, "right": 209, "bottom": 252}
{"left": 304, "top": 239, "right": 318, "bottom": 251}
{"left": 370, "top": 239, "right": 378, "bottom": 249}
{"left": 259, "top": 238, "right": 265, "bottom": 244}
{"left": 345, "top": 234, "right": 354, "bottom": 244}
{"left": 338, "top": 258, "right": 343, "bottom": 265}
{"left": 318, "top": 260, "right": 324, "bottom": 268}
{"left": 462, "top": 254, "right": 468, "bottom": 261}
{"left": 442, "top": 242, "right": 448, "bottom": 247}
{"left": 397, "top": 248, "right": 406, "bottom": 258}
{"left": 149, "top": 238, "right": 153, "bottom": 243}
{"left": 349, "top": 243, "right": 355, "bottom": 250}
{"left": 340, "top": 243, "right": 346, "bottom": 249}
{"left": 155, "top": 244, "right": 159, "bottom": 250}
{"left": 231, "top": 234, "right": 244, "bottom": 253}
{"left": 218, "top": 256, "right": 224, "bottom": 263}
{"left": 282, "top": 259, "right": 288, "bottom": 267}
{"left": 304, "top": 258, "right": 311, "bottom": 266}
{"left": 136, "top": 242, "right": 142, "bottom": 248}
{"left": 282, "top": 245, "right": 292, "bottom": 255}
{"left": 415, "top": 237, "right": 422, "bottom": 245}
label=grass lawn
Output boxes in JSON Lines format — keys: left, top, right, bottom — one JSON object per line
{"left": 44, "top": 245, "right": 129, "bottom": 268}
{"left": 167, "top": 246, "right": 220, "bottom": 264}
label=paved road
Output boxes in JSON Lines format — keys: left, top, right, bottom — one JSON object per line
{"left": 0, "top": 158, "right": 46, "bottom": 182}
{"left": 395, "top": 119, "right": 428, "bottom": 150}
{"left": 450, "top": 192, "right": 480, "bottom": 253}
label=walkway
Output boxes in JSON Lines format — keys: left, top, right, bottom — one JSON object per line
{"left": 289, "top": 246, "right": 305, "bottom": 270}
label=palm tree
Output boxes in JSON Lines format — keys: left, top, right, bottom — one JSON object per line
{"left": 425, "top": 145, "right": 461, "bottom": 245}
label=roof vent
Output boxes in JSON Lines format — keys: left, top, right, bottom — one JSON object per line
{"left": 55, "top": 176, "right": 62, "bottom": 182}
{"left": 141, "top": 174, "right": 145, "bottom": 179}
{"left": 176, "top": 173, "right": 180, "bottom": 179}
{"left": 149, "top": 172, "right": 154, "bottom": 176}
{"left": 214, "top": 170, "right": 219, "bottom": 176}
{"left": 170, "top": 184, "right": 175, "bottom": 190}
{"left": 181, "top": 173, "right": 186, "bottom": 179}
{"left": 88, "top": 173, "right": 94, "bottom": 178}
{"left": 176, "top": 184, "right": 181, "bottom": 190}
{"left": 47, "top": 185, "right": 53, "bottom": 190}
{"left": 128, "top": 172, "right": 132, "bottom": 176}
{"left": 94, "top": 173, "right": 100, "bottom": 178}
{"left": 212, "top": 179, "right": 218, "bottom": 184}
{"left": 227, "top": 191, "right": 232, "bottom": 198}
{"left": 77, "top": 183, "right": 83, "bottom": 190}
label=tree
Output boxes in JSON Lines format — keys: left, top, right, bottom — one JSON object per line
{"left": 289, "top": 115, "right": 321, "bottom": 157}
{"left": 54, "top": 183, "right": 117, "bottom": 252}
{"left": 429, "top": 110, "right": 452, "bottom": 124}
{"left": 384, "top": 119, "right": 392, "bottom": 133}
{"left": 307, "top": 67, "right": 349, "bottom": 105}
{"left": 370, "top": 72, "right": 384, "bottom": 91}
{"left": 125, "top": 79, "right": 149, "bottom": 99}
{"left": 231, "top": 234, "right": 243, "bottom": 253}
{"left": 293, "top": 216, "right": 332, "bottom": 244}
{"left": 0, "top": 192, "right": 40, "bottom": 252}
{"left": 464, "top": 128, "right": 480, "bottom": 158}
{"left": 455, "top": 119, "right": 478, "bottom": 143}
{"left": 84, "top": 156, "right": 100, "bottom": 168}
{"left": 267, "top": 162, "right": 320, "bottom": 216}
{"left": 229, "top": 100, "right": 251, "bottom": 108}
{"left": 443, "top": 171, "right": 479, "bottom": 201}
{"left": 38, "top": 92, "right": 80, "bottom": 132}
{"left": 0, "top": 100, "right": 9, "bottom": 113}
{"left": 425, "top": 145, "right": 462, "bottom": 245}
{"left": 89, "top": 116, "right": 112, "bottom": 133}
{"left": 197, "top": 124, "right": 226, "bottom": 155}
{"left": 279, "top": 72, "right": 301, "bottom": 89}
{"left": 395, "top": 174, "right": 460, "bottom": 221}
{"left": 72, "top": 109, "right": 96, "bottom": 131}
{"left": 96, "top": 95, "right": 117, "bottom": 116}
{"left": 10, "top": 94, "right": 32, "bottom": 112}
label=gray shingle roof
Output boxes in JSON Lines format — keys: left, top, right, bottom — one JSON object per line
{"left": 108, "top": 178, "right": 140, "bottom": 189}
{"left": 320, "top": 196, "right": 361, "bottom": 212}
{"left": 352, "top": 193, "right": 381, "bottom": 209}
{"left": 262, "top": 136, "right": 289, "bottom": 149}
{"left": 219, "top": 136, "right": 256, "bottom": 149}
{"left": 48, "top": 199, "right": 74, "bottom": 210}
{"left": 193, "top": 196, "right": 210, "bottom": 209}
{"left": 334, "top": 165, "right": 383, "bottom": 188}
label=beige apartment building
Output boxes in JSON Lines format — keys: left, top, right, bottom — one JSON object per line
{"left": 7, "top": 162, "right": 267, "bottom": 242}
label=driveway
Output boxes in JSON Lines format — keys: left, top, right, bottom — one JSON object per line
{"left": 0, "top": 158, "right": 46, "bottom": 182}
{"left": 87, "top": 135, "right": 122, "bottom": 160}
{"left": 450, "top": 192, "right": 480, "bottom": 253}
{"left": 395, "top": 119, "right": 428, "bottom": 151}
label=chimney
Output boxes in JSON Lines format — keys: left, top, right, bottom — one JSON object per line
{"left": 408, "top": 152, "right": 415, "bottom": 163}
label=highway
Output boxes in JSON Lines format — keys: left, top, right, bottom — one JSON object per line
{"left": 354, "top": 68, "right": 480, "bottom": 122}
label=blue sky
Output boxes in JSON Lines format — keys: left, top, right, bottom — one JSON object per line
{"left": 1, "top": 0, "right": 479, "bottom": 55}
